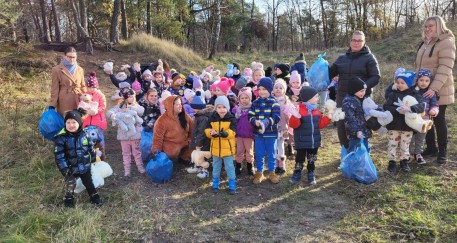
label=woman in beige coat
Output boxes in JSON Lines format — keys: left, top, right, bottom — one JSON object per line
{"left": 50, "top": 47, "right": 86, "bottom": 116}
{"left": 414, "top": 16, "right": 455, "bottom": 164}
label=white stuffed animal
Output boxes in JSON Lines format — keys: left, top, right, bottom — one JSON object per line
{"left": 324, "top": 99, "right": 345, "bottom": 122}
{"left": 187, "top": 150, "right": 212, "bottom": 179}
{"left": 362, "top": 97, "right": 393, "bottom": 136}
{"left": 397, "top": 95, "right": 434, "bottom": 133}
{"left": 78, "top": 93, "right": 99, "bottom": 116}
{"left": 113, "top": 109, "right": 143, "bottom": 137}
{"left": 103, "top": 62, "right": 113, "bottom": 72}
{"left": 74, "top": 152, "right": 113, "bottom": 194}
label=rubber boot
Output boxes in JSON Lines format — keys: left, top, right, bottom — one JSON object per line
{"left": 212, "top": 177, "right": 219, "bottom": 193}
{"left": 228, "top": 179, "right": 236, "bottom": 195}
{"left": 235, "top": 162, "right": 242, "bottom": 175}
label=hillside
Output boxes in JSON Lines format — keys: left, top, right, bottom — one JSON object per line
{"left": 0, "top": 25, "right": 456, "bottom": 242}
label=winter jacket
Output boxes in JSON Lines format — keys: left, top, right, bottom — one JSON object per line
{"left": 205, "top": 111, "right": 237, "bottom": 158}
{"left": 191, "top": 105, "right": 214, "bottom": 151}
{"left": 329, "top": 46, "right": 380, "bottom": 106}
{"left": 414, "top": 30, "right": 455, "bottom": 105}
{"left": 275, "top": 73, "right": 290, "bottom": 84}
{"left": 342, "top": 95, "right": 372, "bottom": 140}
{"left": 232, "top": 105, "right": 254, "bottom": 139}
{"left": 82, "top": 89, "right": 107, "bottom": 130}
{"left": 383, "top": 88, "right": 425, "bottom": 132}
{"left": 417, "top": 87, "right": 439, "bottom": 120}
{"left": 107, "top": 103, "right": 144, "bottom": 140}
{"left": 109, "top": 67, "right": 136, "bottom": 88}
{"left": 152, "top": 95, "right": 194, "bottom": 160}
{"left": 167, "top": 85, "right": 185, "bottom": 96}
{"left": 289, "top": 103, "right": 330, "bottom": 149}
{"left": 138, "top": 98, "right": 161, "bottom": 132}
{"left": 54, "top": 128, "right": 95, "bottom": 176}
{"left": 248, "top": 96, "right": 281, "bottom": 138}
{"left": 275, "top": 96, "right": 292, "bottom": 138}
{"left": 50, "top": 63, "right": 87, "bottom": 116}
{"left": 290, "top": 62, "right": 307, "bottom": 83}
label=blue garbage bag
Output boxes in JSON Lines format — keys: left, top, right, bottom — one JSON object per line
{"left": 39, "top": 107, "right": 64, "bottom": 141}
{"left": 140, "top": 130, "right": 153, "bottom": 163}
{"left": 307, "top": 52, "right": 330, "bottom": 91}
{"left": 146, "top": 151, "right": 173, "bottom": 183}
{"left": 339, "top": 139, "right": 378, "bottom": 185}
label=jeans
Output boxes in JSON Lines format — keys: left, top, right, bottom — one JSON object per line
{"left": 212, "top": 155, "right": 236, "bottom": 180}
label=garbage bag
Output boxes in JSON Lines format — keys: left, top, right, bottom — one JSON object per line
{"left": 39, "top": 107, "right": 64, "bottom": 141}
{"left": 307, "top": 52, "right": 330, "bottom": 91}
{"left": 340, "top": 139, "right": 378, "bottom": 185}
{"left": 146, "top": 151, "right": 173, "bottom": 183}
{"left": 140, "top": 130, "right": 153, "bottom": 163}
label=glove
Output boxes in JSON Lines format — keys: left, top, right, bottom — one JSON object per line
{"left": 48, "top": 106, "right": 55, "bottom": 110}
{"left": 62, "top": 167, "right": 71, "bottom": 180}
{"left": 211, "top": 133, "right": 220, "bottom": 138}
{"left": 398, "top": 104, "right": 411, "bottom": 114}
{"left": 219, "top": 129, "right": 228, "bottom": 138}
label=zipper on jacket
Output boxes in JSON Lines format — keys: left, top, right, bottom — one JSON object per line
{"left": 218, "top": 120, "right": 222, "bottom": 157}
{"left": 310, "top": 110, "right": 315, "bottom": 148}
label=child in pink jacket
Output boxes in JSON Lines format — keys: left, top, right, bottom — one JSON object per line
{"left": 82, "top": 72, "right": 107, "bottom": 145}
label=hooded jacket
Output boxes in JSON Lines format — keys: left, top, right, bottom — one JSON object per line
{"left": 152, "top": 95, "right": 194, "bottom": 160}
{"left": 205, "top": 111, "right": 237, "bottom": 157}
{"left": 414, "top": 30, "right": 455, "bottom": 105}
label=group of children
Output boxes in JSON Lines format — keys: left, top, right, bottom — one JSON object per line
{"left": 54, "top": 54, "right": 438, "bottom": 206}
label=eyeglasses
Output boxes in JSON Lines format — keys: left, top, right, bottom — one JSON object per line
{"left": 66, "top": 55, "right": 77, "bottom": 59}
{"left": 351, "top": 39, "right": 364, "bottom": 43}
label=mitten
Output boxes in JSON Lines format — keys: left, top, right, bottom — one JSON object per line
{"left": 289, "top": 105, "right": 301, "bottom": 118}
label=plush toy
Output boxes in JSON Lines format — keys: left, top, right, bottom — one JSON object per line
{"left": 85, "top": 126, "right": 106, "bottom": 160}
{"left": 111, "top": 89, "right": 123, "bottom": 105}
{"left": 74, "top": 161, "right": 113, "bottom": 193}
{"left": 226, "top": 64, "right": 236, "bottom": 77}
{"left": 78, "top": 93, "right": 99, "bottom": 116}
{"left": 103, "top": 62, "right": 113, "bottom": 72}
{"left": 324, "top": 99, "right": 345, "bottom": 122}
{"left": 362, "top": 97, "right": 393, "bottom": 136}
{"left": 396, "top": 95, "right": 434, "bottom": 133}
{"left": 187, "top": 150, "right": 212, "bottom": 179}
{"left": 113, "top": 109, "right": 143, "bottom": 137}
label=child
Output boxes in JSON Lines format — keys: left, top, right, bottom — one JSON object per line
{"left": 132, "top": 80, "right": 144, "bottom": 101}
{"left": 290, "top": 53, "right": 307, "bottom": 84}
{"left": 138, "top": 88, "right": 161, "bottom": 133}
{"left": 107, "top": 89, "right": 145, "bottom": 176}
{"left": 54, "top": 109, "right": 102, "bottom": 207}
{"left": 199, "top": 71, "right": 213, "bottom": 91}
{"left": 248, "top": 77, "right": 281, "bottom": 184}
{"left": 409, "top": 69, "right": 439, "bottom": 165}
{"left": 134, "top": 66, "right": 153, "bottom": 92}
{"left": 286, "top": 70, "right": 303, "bottom": 104}
{"left": 232, "top": 87, "right": 255, "bottom": 176}
{"left": 274, "top": 63, "right": 290, "bottom": 83}
{"left": 168, "top": 73, "right": 186, "bottom": 96}
{"left": 205, "top": 96, "right": 237, "bottom": 194}
{"left": 384, "top": 71, "right": 425, "bottom": 173}
{"left": 152, "top": 69, "right": 167, "bottom": 96}
{"left": 82, "top": 72, "right": 107, "bottom": 145}
{"left": 208, "top": 77, "right": 235, "bottom": 111}
{"left": 289, "top": 86, "right": 331, "bottom": 184}
{"left": 246, "top": 67, "right": 264, "bottom": 99}
{"left": 106, "top": 64, "right": 136, "bottom": 88}
{"left": 183, "top": 89, "right": 196, "bottom": 118}
{"left": 188, "top": 91, "right": 214, "bottom": 178}
{"left": 342, "top": 77, "right": 372, "bottom": 153}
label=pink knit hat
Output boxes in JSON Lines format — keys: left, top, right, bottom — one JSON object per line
{"left": 244, "top": 68, "right": 253, "bottom": 78}
{"left": 215, "top": 77, "right": 235, "bottom": 95}
{"left": 290, "top": 70, "right": 301, "bottom": 85}
{"left": 238, "top": 86, "right": 252, "bottom": 101}
{"left": 132, "top": 81, "right": 141, "bottom": 90}
{"left": 87, "top": 72, "right": 99, "bottom": 88}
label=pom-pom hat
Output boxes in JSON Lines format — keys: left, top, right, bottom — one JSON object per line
{"left": 190, "top": 91, "right": 206, "bottom": 109}
{"left": 294, "top": 53, "right": 306, "bottom": 64}
{"left": 238, "top": 86, "right": 252, "bottom": 101}
{"left": 87, "top": 72, "right": 99, "bottom": 88}
{"left": 396, "top": 71, "right": 416, "bottom": 88}
{"left": 215, "top": 77, "right": 235, "bottom": 95}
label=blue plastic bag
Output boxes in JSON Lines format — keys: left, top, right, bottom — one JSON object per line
{"left": 140, "top": 130, "right": 153, "bottom": 163}
{"left": 39, "top": 107, "right": 64, "bottom": 141}
{"left": 146, "top": 151, "right": 173, "bottom": 183}
{"left": 307, "top": 52, "right": 330, "bottom": 91}
{"left": 339, "top": 139, "right": 378, "bottom": 185}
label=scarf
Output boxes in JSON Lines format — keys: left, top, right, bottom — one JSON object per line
{"left": 291, "top": 87, "right": 301, "bottom": 96}
{"left": 303, "top": 102, "right": 318, "bottom": 112}
{"left": 63, "top": 59, "right": 77, "bottom": 76}
{"left": 235, "top": 103, "right": 251, "bottom": 119}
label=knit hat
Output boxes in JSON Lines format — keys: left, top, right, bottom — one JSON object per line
{"left": 132, "top": 81, "right": 141, "bottom": 91}
{"left": 394, "top": 67, "right": 406, "bottom": 79}
{"left": 193, "top": 76, "right": 203, "bottom": 90}
{"left": 233, "top": 63, "right": 240, "bottom": 71}
{"left": 300, "top": 86, "right": 318, "bottom": 102}
{"left": 172, "top": 73, "right": 185, "bottom": 84}
{"left": 277, "top": 63, "right": 290, "bottom": 75}
{"left": 184, "top": 75, "right": 194, "bottom": 89}
{"left": 143, "top": 69, "right": 152, "bottom": 77}
{"left": 258, "top": 77, "right": 273, "bottom": 94}
{"left": 184, "top": 88, "right": 196, "bottom": 102}
{"left": 87, "top": 71, "right": 99, "bottom": 88}
{"left": 122, "top": 88, "right": 135, "bottom": 99}
{"left": 274, "top": 78, "right": 288, "bottom": 91}
{"left": 290, "top": 70, "right": 301, "bottom": 85}
{"left": 214, "top": 95, "right": 230, "bottom": 111}
{"left": 190, "top": 91, "right": 206, "bottom": 109}
{"left": 238, "top": 86, "right": 252, "bottom": 101}
{"left": 215, "top": 77, "right": 235, "bottom": 94}
{"left": 159, "top": 90, "right": 171, "bottom": 103}
{"left": 396, "top": 71, "right": 416, "bottom": 88}
{"left": 251, "top": 61, "right": 264, "bottom": 71}
{"left": 200, "top": 71, "right": 212, "bottom": 81}
{"left": 119, "top": 81, "right": 131, "bottom": 89}
{"left": 348, "top": 77, "right": 367, "bottom": 95}
{"left": 244, "top": 68, "right": 253, "bottom": 77}
{"left": 264, "top": 67, "right": 273, "bottom": 78}
{"left": 65, "top": 109, "right": 85, "bottom": 131}
{"left": 115, "top": 72, "right": 127, "bottom": 81}
{"left": 295, "top": 53, "right": 306, "bottom": 64}
{"left": 235, "top": 76, "right": 247, "bottom": 90}
{"left": 204, "top": 65, "right": 214, "bottom": 73}
{"left": 417, "top": 69, "right": 432, "bottom": 80}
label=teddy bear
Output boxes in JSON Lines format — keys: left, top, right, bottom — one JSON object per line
{"left": 187, "top": 150, "right": 212, "bottom": 179}
{"left": 396, "top": 95, "right": 434, "bottom": 133}
{"left": 362, "top": 97, "right": 393, "bottom": 136}
{"left": 324, "top": 99, "right": 345, "bottom": 122}
{"left": 78, "top": 93, "right": 99, "bottom": 116}
{"left": 74, "top": 151, "right": 113, "bottom": 193}
{"left": 113, "top": 109, "right": 143, "bottom": 137}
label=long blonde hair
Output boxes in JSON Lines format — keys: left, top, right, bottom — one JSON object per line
{"left": 421, "top": 16, "right": 452, "bottom": 40}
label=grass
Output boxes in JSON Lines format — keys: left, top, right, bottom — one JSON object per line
{"left": 0, "top": 24, "right": 456, "bottom": 241}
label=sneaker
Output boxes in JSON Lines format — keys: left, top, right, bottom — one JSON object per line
{"left": 400, "top": 159, "right": 411, "bottom": 172}
{"left": 235, "top": 163, "right": 242, "bottom": 175}
{"left": 307, "top": 171, "right": 316, "bottom": 185}
{"left": 268, "top": 172, "right": 280, "bottom": 184}
{"left": 415, "top": 154, "right": 426, "bottom": 165}
{"left": 422, "top": 147, "right": 438, "bottom": 158}
{"left": 275, "top": 167, "right": 286, "bottom": 176}
{"left": 90, "top": 193, "right": 103, "bottom": 207}
{"left": 290, "top": 169, "right": 302, "bottom": 183}
{"left": 63, "top": 194, "right": 75, "bottom": 208}
{"left": 196, "top": 170, "right": 209, "bottom": 179}
{"left": 253, "top": 172, "right": 265, "bottom": 184}
{"left": 388, "top": 160, "right": 397, "bottom": 174}
{"left": 186, "top": 165, "right": 201, "bottom": 174}
{"left": 246, "top": 163, "right": 254, "bottom": 176}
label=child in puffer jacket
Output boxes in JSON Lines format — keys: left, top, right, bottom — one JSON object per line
{"left": 107, "top": 88, "right": 145, "bottom": 177}
{"left": 82, "top": 72, "right": 107, "bottom": 146}
{"left": 138, "top": 88, "right": 161, "bottom": 133}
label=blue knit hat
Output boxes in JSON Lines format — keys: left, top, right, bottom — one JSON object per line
{"left": 417, "top": 69, "right": 432, "bottom": 80}
{"left": 396, "top": 71, "right": 416, "bottom": 88}
{"left": 258, "top": 77, "right": 273, "bottom": 94}
{"left": 190, "top": 91, "right": 206, "bottom": 109}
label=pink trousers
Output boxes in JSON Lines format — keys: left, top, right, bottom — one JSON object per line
{"left": 235, "top": 137, "right": 254, "bottom": 163}
{"left": 120, "top": 140, "right": 145, "bottom": 176}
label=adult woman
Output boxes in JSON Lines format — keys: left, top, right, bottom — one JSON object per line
{"left": 415, "top": 16, "right": 455, "bottom": 164}
{"left": 50, "top": 47, "right": 86, "bottom": 116}
{"left": 329, "top": 31, "right": 380, "bottom": 147}
{"left": 152, "top": 95, "right": 194, "bottom": 162}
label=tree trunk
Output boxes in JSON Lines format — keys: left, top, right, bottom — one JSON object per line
{"left": 146, "top": 1, "right": 152, "bottom": 34}
{"left": 121, "top": 0, "right": 128, "bottom": 39}
{"left": 208, "top": 0, "right": 221, "bottom": 59}
{"left": 51, "top": 0, "right": 61, "bottom": 42}
{"left": 272, "top": 0, "right": 276, "bottom": 51}
{"left": 320, "top": 0, "right": 328, "bottom": 48}
{"left": 70, "top": 0, "right": 93, "bottom": 54}
{"left": 39, "top": 0, "right": 51, "bottom": 43}
{"left": 79, "top": 0, "right": 88, "bottom": 31}
{"left": 110, "top": 0, "right": 120, "bottom": 43}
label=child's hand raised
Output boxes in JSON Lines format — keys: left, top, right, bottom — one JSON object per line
{"left": 255, "top": 120, "right": 262, "bottom": 127}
